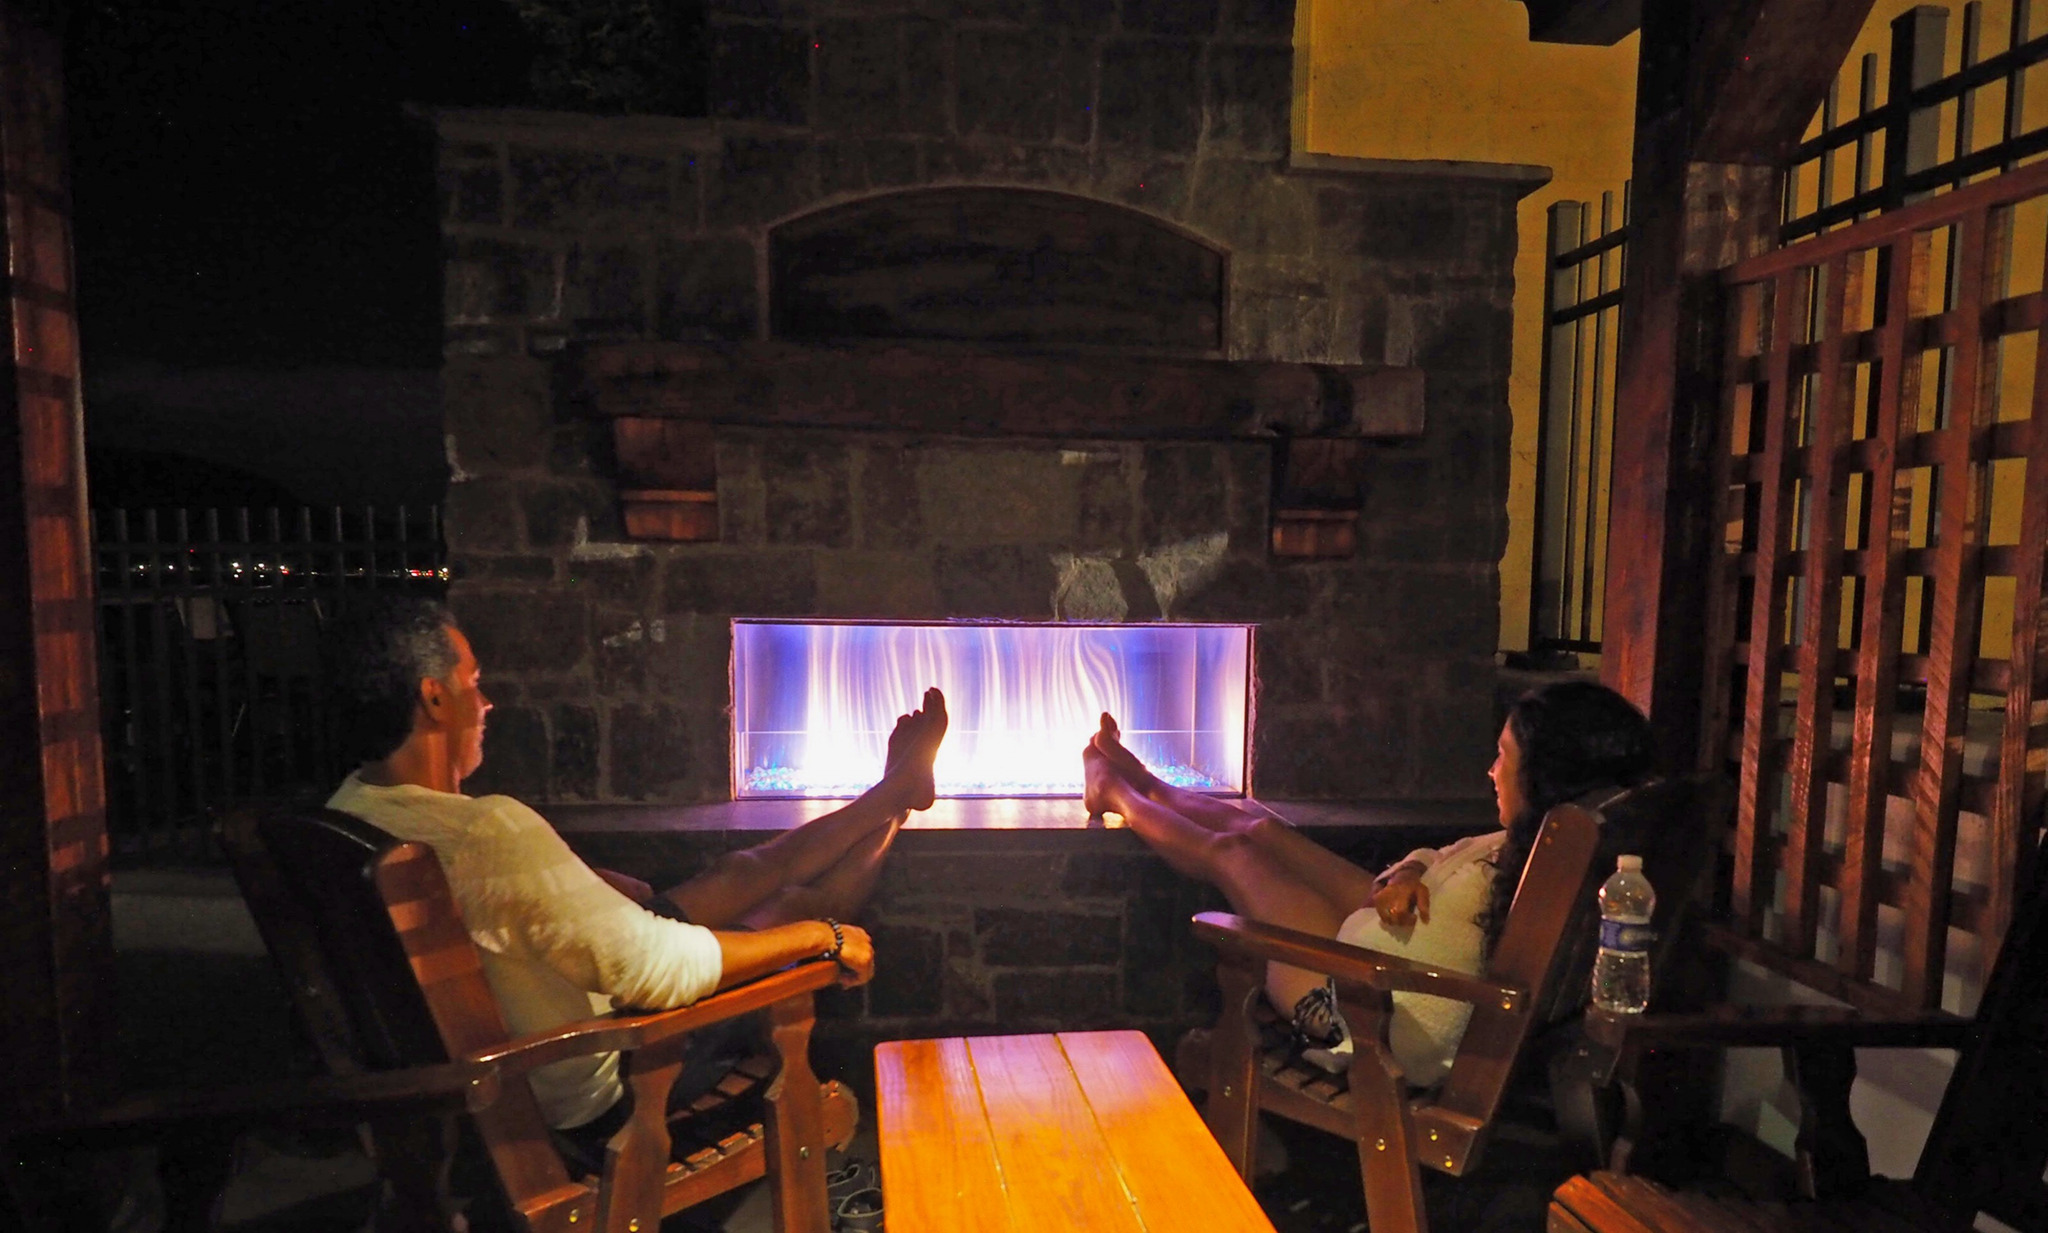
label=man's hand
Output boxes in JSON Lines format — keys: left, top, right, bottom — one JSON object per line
{"left": 833, "top": 924, "right": 875, "bottom": 988}
{"left": 1373, "top": 872, "right": 1430, "bottom": 928}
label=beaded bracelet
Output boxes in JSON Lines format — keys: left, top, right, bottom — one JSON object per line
{"left": 821, "top": 918, "right": 846, "bottom": 966}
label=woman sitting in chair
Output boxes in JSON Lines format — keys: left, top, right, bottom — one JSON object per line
{"left": 1083, "top": 679, "right": 1655, "bottom": 1084}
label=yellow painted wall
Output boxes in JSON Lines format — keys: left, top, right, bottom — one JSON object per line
{"left": 1302, "top": 0, "right": 2034, "bottom": 664}
{"left": 1298, "top": 0, "right": 1640, "bottom": 653}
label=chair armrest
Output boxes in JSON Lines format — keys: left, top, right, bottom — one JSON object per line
{"left": 5, "top": 1062, "right": 500, "bottom": 1153}
{"left": 470, "top": 957, "right": 842, "bottom": 1075}
{"left": 1191, "top": 911, "right": 1528, "bottom": 1012}
{"left": 1581, "top": 1004, "right": 1974, "bottom": 1055}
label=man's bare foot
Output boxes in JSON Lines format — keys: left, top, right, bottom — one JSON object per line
{"left": 1091, "top": 713, "right": 1163, "bottom": 795}
{"left": 882, "top": 687, "right": 948, "bottom": 812}
{"left": 1082, "top": 741, "right": 1137, "bottom": 818}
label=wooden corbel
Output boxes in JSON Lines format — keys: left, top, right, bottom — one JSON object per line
{"left": 612, "top": 418, "right": 718, "bottom": 542}
{"left": 1271, "top": 437, "right": 1367, "bottom": 559}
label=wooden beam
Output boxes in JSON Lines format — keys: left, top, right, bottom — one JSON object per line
{"left": 1601, "top": 0, "right": 1875, "bottom": 768}
{"left": 1518, "top": 0, "right": 1641, "bottom": 47}
{"left": 0, "top": 3, "right": 114, "bottom": 1119}
{"left": 579, "top": 342, "right": 1428, "bottom": 442}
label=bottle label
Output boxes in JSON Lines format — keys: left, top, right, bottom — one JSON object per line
{"left": 1599, "top": 920, "right": 1656, "bottom": 952}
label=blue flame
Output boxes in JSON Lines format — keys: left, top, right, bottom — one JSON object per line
{"left": 731, "top": 621, "right": 1251, "bottom": 799}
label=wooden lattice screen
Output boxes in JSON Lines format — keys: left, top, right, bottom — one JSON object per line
{"left": 1701, "top": 156, "right": 2048, "bottom": 1014}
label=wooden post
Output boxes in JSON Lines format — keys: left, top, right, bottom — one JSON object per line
{"left": 1599, "top": 0, "right": 1876, "bottom": 767}
{"left": 0, "top": 3, "right": 115, "bottom": 1118}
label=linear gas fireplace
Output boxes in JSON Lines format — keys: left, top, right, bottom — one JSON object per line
{"left": 731, "top": 620, "right": 1253, "bottom": 800}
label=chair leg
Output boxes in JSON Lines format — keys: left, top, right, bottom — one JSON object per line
{"left": 1204, "top": 956, "right": 1264, "bottom": 1181}
{"left": 1341, "top": 990, "right": 1429, "bottom": 1233}
{"left": 763, "top": 996, "right": 830, "bottom": 1233}
{"left": 365, "top": 1115, "right": 462, "bottom": 1233}
{"left": 1784, "top": 1042, "right": 1868, "bottom": 1200}
{"left": 597, "top": 1060, "right": 683, "bottom": 1233}
{"left": 158, "top": 1125, "right": 238, "bottom": 1232}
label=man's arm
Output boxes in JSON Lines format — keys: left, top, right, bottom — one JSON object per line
{"left": 713, "top": 922, "right": 874, "bottom": 989}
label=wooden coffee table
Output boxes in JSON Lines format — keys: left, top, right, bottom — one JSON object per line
{"left": 875, "top": 1030, "right": 1276, "bottom": 1232}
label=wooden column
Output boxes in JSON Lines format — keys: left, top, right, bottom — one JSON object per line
{"left": 0, "top": 3, "right": 115, "bottom": 1118}
{"left": 1600, "top": 0, "right": 1875, "bottom": 767}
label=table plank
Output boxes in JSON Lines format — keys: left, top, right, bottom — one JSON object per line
{"left": 966, "top": 1033, "right": 1148, "bottom": 1233}
{"left": 1056, "top": 1031, "right": 1277, "bottom": 1233}
{"left": 875, "top": 1037, "right": 1019, "bottom": 1233}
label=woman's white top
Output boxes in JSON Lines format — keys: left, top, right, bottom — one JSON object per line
{"left": 1334, "top": 829, "right": 1507, "bottom": 1087}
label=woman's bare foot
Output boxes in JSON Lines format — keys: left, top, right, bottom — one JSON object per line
{"left": 1092, "top": 713, "right": 1163, "bottom": 795}
{"left": 881, "top": 687, "right": 948, "bottom": 812}
{"left": 1083, "top": 740, "right": 1139, "bottom": 818}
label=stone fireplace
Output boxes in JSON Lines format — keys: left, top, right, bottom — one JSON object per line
{"left": 434, "top": 0, "right": 1540, "bottom": 805}
{"left": 431, "top": 0, "right": 1541, "bottom": 1055}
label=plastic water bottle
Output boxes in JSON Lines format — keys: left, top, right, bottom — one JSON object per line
{"left": 1591, "top": 855, "right": 1656, "bottom": 1014}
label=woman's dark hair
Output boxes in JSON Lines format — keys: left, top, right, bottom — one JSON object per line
{"left": 326, "top": 597, "right": 460, "bottom": 764}
{"left": 1477, "top": 680, "right": 1657, "bottom": 956}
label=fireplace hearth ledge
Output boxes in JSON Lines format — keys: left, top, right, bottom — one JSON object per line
{"left": 547, "top": 797, "right": 1496, "bottom": 837}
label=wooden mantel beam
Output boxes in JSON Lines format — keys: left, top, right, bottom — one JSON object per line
{"left": 580, "top": 341, "right": 1428, "bottom": 442}
{"left": 1602, "top": 0, "right": 1875, "bottom": 767}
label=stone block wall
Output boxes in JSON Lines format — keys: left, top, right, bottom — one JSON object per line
{"left": 434, "top": 0, "right": 1536, "bottom": 806}
{"left": 563, "top": 816, "right": 1477, "bottom": 1082}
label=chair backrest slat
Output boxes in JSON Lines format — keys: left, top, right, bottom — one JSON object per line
{"left": 373, "top": 841, "right": 513, "bottom": 1059}
{"left": 237, "top": 805, "right": 578, "bottom": 1218}
{"left": 223, "top": 809, "right": 366, "bottom": 1077}
{"left": 249, "top": 808, "right": 451, "bottom": 1071}
{"left": 1538, "top": 774, "right": 1736, "bottom": 1027}
{"left": 1435, "top": 804, "right": 1600, "bottom": 1121}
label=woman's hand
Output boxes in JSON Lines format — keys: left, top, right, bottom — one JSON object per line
{"left": 833, "top": 924, "right": 875, "bottom": 988}
{"left": 1373, "top": 873, "right": 1430, "bottom": 927}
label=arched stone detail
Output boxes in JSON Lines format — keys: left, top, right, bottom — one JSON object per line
{"left": 768, "top": 187, "right": 1227, "bottom": 353}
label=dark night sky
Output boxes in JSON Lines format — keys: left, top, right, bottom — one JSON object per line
{"left": 64, "top": 0, "right": 538, "bottom": 369}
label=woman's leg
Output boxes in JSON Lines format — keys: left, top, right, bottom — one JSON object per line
{"left": 664, "top": 690, "right": 944, "bottom": 926}
{"left": 1091, "top": 714, "right": 1282, "bottom": 831}
{"left": 1092, "top": 714, "right": 1379, "bottom": 916}
{"left": 1085, "top": 746, "right": 1349, "bottom": 1013}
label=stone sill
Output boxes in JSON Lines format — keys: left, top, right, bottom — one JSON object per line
{"left": 549, "top": 796, "right": 1496, "bottom": 841}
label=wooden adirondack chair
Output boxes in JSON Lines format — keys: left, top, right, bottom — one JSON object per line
{"left": 223, "top": 805, "right": 858, "bottom": 1233}
{"left": 1549, "top": 822, "right": 2048, "bottom": 1233}
{"left": 1179, "top": 775, "right": 1732, "bottom": 1233}
{"left": 1180, "top": 802, "right": 1603, "bottom": 1233}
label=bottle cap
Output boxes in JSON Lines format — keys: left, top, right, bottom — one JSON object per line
{"left": 1616, "top": 855, "right": 1643, "bottom": 870}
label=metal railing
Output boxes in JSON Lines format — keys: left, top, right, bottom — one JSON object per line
{"left": 94, "top": 505, "right": 445, "bottom": 860}
{"left": 1530, "top": 187, "right": 1629, "bottom": 657}
{"left": 1785, "top": 0, "right": 2048, "bottom": 240}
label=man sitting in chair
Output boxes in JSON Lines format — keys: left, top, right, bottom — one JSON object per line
{"left": 324, "top": 597, "right": 947, "bottom": 1158}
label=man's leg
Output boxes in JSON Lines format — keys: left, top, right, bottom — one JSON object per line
{"left": 665, "top": 689, "right": 944, "bottom": 927}
{"left": 731, "top": 812, "right": 904, "bottom": 930}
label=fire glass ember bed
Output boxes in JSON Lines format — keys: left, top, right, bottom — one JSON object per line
{"left": 731, "top": 620, "right": 1253, "bottom": 799}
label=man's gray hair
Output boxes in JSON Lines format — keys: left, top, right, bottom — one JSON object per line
{"left": 327, "top": 597, "right": 461, "bottom": 763}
